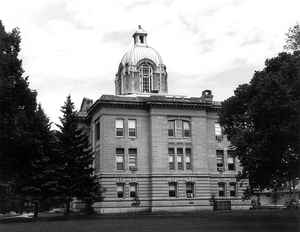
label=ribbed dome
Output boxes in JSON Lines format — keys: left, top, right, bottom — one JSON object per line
{"left": 121, "top": 45, "right": 163, "bottom": 66}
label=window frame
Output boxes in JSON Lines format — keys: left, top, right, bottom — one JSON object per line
{"left": 186, "top": 182, "right": 195, "bottom": 198}
{"left": 116, "top": 148, "right": 125, "bottom": 170}
{"left": 168, "top": 182, "right": 177, "bottom": 197}
{"left": 115, "top": 119, "right": 124, "bottom": 137}
{"left": 218, "top": 182, "right": 226, "bottom": 197}
{"left": 229, "top": 182, "right": 237, "bottom": 197}
{"left": 94, "top": 120, "right": 100, "bottom": 141}
{"left": 116, "top": 183, "right": 125, "bottom": 198}
{"left": 168, "top": 148, "right": 175, "bottom": 170}
{"left": 227, "top": 150, "right": 236, "bottom": 171}
{"left": 140, "top": 63, "right": 153, "bottom": 93}
{"left": 182, "top": 120, "right": 191, "bottom": 137}
{"left": 128, "top": 119, "right": 137, "bottom": 138}
{"left": 216, "top": 150, "right": 225, "bottom": 172}
{"left": 185, "top": 148, "right": 192, "bottom": 170}
{"left": 129, "top": 182, "right": 138, "bottom": 198}
{"left": 168, "top": 120, "right": 175, "bottom": 137}
{"left": 215, "top": 122, "right": 223, "bottom": 141}
{"left": 128, "top": 148, "right": 137, "bottom": 171}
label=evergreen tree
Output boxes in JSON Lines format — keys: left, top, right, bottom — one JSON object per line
{"left": 18, "top": 105, "right": 60, "bottom": 217}
{"left": 57, "top": 95, "right": 100, "bottom": 215}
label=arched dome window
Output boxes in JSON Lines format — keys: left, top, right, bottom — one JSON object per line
{"left": 139, "top": 62, "right": 153, "bottom": 93}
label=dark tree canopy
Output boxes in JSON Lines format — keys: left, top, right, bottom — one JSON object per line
{"left": 0, "top": 20, "right": 37, "bottom": 181}
{"left": 284, "top": 23, "right": 300, "bottom": 51}
{"left": 0, "top": 20, "right": 58, "bottom": 216}
{"left": 219, "top": 52, "right": 300, "bottom": 192}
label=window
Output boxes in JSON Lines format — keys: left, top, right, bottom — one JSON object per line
{"left": 227, "top": 150, "right": 236, "bottom": 171}
{"left": 168, "top": 119, "right": 191, "bottom": 138}
{"left": 129, "top": 183, "right": 138, "bottom": 198}
{"left": 183, "top": 121, "right": 191, "bottom": 137}
{"left": 218, "top": 182, "right": 226, "bottom": 197}
{"left": 95, "top": 120, "right": 100, "bottom": 141}
{"left": 185, "top": 148, "right": 192, "bottom": 170}
{"left": 177, "top": 148, "right": 184, "bottom": 170}
{"left": 116, "top": 148, "right": 125, "bottom": 170}
{"left": 168, "top": 148, "right": 175, "bottom": 170}
{"left": 216, "top": 150, "right": 224, "bottom": 172}
{"left": 139, "top": 35, "right": 144, "bottom": 43}
{"left": 215, "top": 123, "right": 222, "bottom": 141}
{"left": 186, "top": 182, "right": 195, "bottom": 198}
{"left": 140, "top": 63, "right": 152, "bottom": 92}
{"left": 229, "top": 182, "right": 236, "bottom": 197}
{"left": 169, "top": 182, "right": 177, "bottom": 197}
{"left": 168, "top": 120, "right": 175, "bottom": 137}
{"left": 128, "top": 119, "right": 137, "bottom": 137}
{"left": 128, "top": 148, "right": 137, "bottom": 170}
{"left": 115, "top": 119, "right": 124, "bottom": 137}
{"left": 177, "top": 155, "right": 183, "bottom": 170}
{"left": 117, "top": 183, "right": 125, "bottom": 198}
{"left": 175, "top": 120, "right": 182, "bottom": 137}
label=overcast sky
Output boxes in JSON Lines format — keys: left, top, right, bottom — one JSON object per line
{"left": 1, "top": 0, "right": 300, "bottom": 125}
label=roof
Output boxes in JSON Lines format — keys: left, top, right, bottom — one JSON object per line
{"left": 83, "top": 94, "right": 221, "bottom": 118}
{"left": 121, "top": 45, "right": 163, "bottom": 66}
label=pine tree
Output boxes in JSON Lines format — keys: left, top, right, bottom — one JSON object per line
{"left": 57, "top": 95, "right": 100, "bottom": 215}
{"left": 18, "top": 105, "right": 60, "bottom": 217}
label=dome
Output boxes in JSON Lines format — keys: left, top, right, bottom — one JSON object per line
{"left": 121, "top": 45, "right": 163, "bottom": 66}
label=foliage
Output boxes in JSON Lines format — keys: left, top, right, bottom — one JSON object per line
{"left": 219, "top": 52, "right": 300, "bottom": 193}
{"left": 0, "top": 20, "right": 59, "bottom": 217}
{"left": 57, "top": 95, "right": 101, "bottom": 214}
{"left": 284, "top": 23, "right": 300, "bottom": 51}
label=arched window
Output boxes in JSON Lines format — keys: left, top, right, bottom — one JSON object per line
{"left": 139, "top": 62, "right": 153, "bottom": 93}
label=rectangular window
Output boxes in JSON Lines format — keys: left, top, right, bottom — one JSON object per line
{"left": 128, "top": 148, "right": 137, "bottom": 170}
{"left": 95, "top": 120, "right": 100, "bottom": 141}
{"left": 218, "top": 182, "right": 225, "bottom": 197}
{"left": 183, "top": 121, "right": 191, "bottom": 137}
{"left": 215, "top": 123, "right": 222, "bottom": 141}
{"left": 115, "top": 119, "right": 124, "bottom": 137}
{"left": 227, "top": 150, "right": 236, "bottom": 171}
{"left": 175, "top": 120, "right": 182, "bottom": 137}
{"left": 185, "top": 148, "right": 192, "bottom": 170}
{"left": 177, "top": 147, "right": 184, "bottom": 170}
{"left": 168, "top": 120, "right": 175, "bottom": 137}
{"left": 116, "top": 183, "right": 125, "bottom": 198}
{"left": 169, "top": 182, "right": 177, "bottom": 197}
{"left": 116, "top": 148, "right": 125, "bottom": 170}
{"left": 168, "top": 148, "right": 175, "bottom": 170}
{"left": 216, "top": 150, "right": 224, "bottom": 172}
{"left": 177, "top": 155, "right": 183, "bottom": 170}
{"left": 229, "top": 182, "right": 236, "bottom": 197}
{"left": 186, "top": 182, "right": 195, "bottom": 198}
{"left": 129, "top": 183, "right": 138, "bottom": 198}
{"left": 128, "top": 119, "right": 137, "bottom": 137}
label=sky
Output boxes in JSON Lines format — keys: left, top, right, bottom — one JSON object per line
{"left": 1, "top": 0, "right": 300, "bottom": 126}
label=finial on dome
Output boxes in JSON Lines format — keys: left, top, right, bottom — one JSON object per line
{"left": 133, "top": 25, "right": 147, "bottom": 46}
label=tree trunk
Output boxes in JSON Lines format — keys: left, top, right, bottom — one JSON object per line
{"left": 65, "top": 199, "right": 71, "bottom": 215}
{"left": 33, "top": 201, "right": 39, "bottom": 218}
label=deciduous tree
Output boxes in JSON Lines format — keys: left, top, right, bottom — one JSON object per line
{"left": 219, "top": 52, "right": 300, "bottom": 194}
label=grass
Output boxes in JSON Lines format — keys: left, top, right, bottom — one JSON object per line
{"left": 0, "top": 209, "right": 299, "bottom": 232}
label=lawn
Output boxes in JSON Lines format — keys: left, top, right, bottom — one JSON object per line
{"left": 0, "top": 210, "right": 299, "bottom": 232}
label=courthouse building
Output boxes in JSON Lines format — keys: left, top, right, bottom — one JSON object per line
{"left": 78, "top": 26, "right": 250, "bottom": 213}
